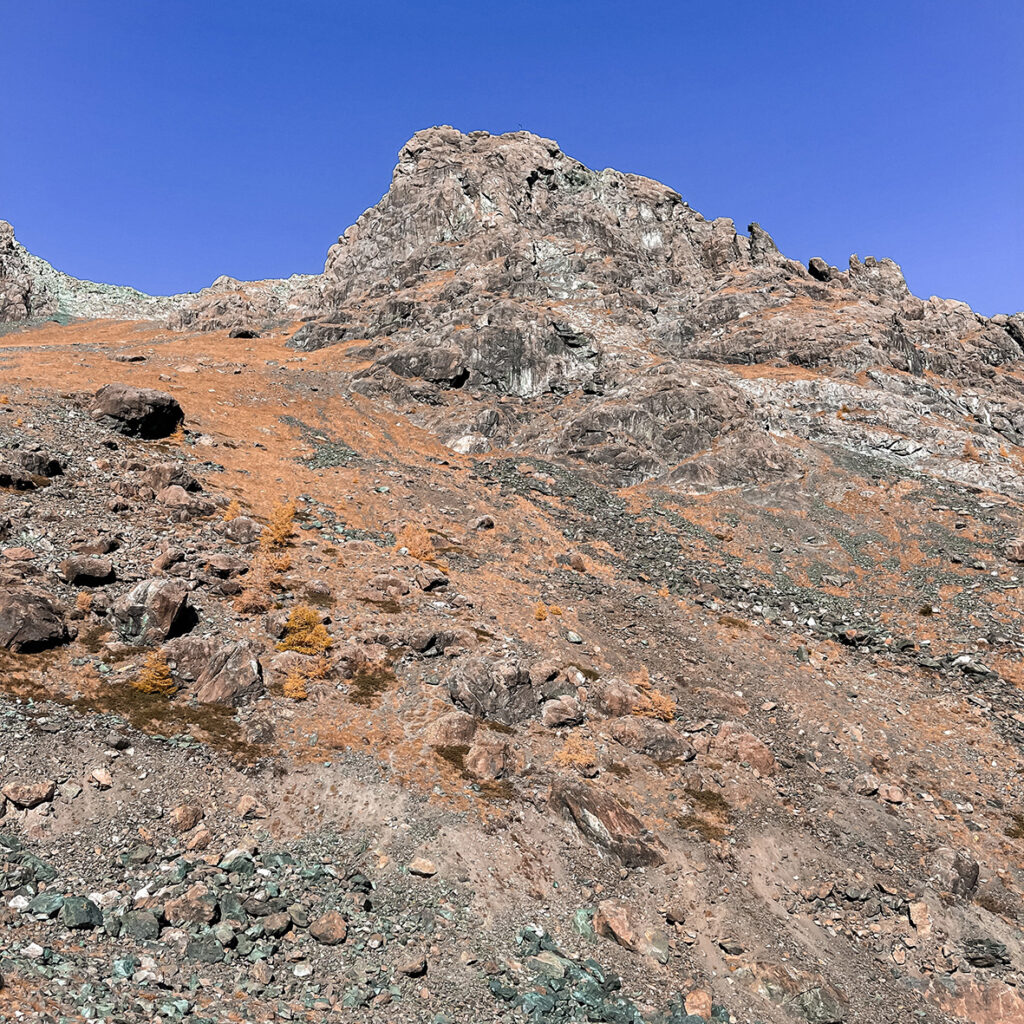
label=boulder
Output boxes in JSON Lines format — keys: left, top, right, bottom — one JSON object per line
{"left": 141, "top": 462, "right": 201, "bottom": 492}
{"left": 424, "top": 710, "right": 478, "bottom": 747}
{"left": 194, "top": 642, "right": 263, "bottom": 704}
{"left": 309, "top": 910, "right": 348, "bottom": 945}
{"left": 929, "top": 846, "right": 980, "bottom": 898}
{"left": 90, "top": 383, "right": 184, "bottom": 438}
{"left": 1, "top": 778, "right": 55, "bottom": 808}
{"left": 0, "top": 590, "right": 69, "bottom": 652}
{"left": 607, "top": 717, "right": 694, "bottom": 761}
{"left": 221, "top": 516, "right": 262, "bottom": 544}
{"left": 593, "top": 899, "right": 645, "bottom": 952}
{"left": 712, "top": 721, "right": 778, "bottom": 775}
{"left": 60, "top": 556, "right": 115, "bottom": 586}
{"left": 549, "top": 778, "right": 665, "bottom": 867}
{"left": 463, "top": 737, "right": 509, "bottom": 780}
{"left": 447, "top": 654, "right": 536, "bottom": 724}
{"left": 541, "top": 695, "right": 585, "bottom": 728}
{"left": 108, "top": 578, "right": 194, "bottom": 643}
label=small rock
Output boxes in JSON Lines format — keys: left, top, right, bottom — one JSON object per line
{"left": 408, "top": 857, "right": 437, "bottom": 877}
{"left": 309, "top": 910, "right": 348, "bottom": 945}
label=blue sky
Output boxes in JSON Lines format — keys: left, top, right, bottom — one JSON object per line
{"left": 3, "top": 1, "right": 1021, "bottom": 314}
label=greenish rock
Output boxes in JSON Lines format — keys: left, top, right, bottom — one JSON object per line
{"left": 121, "top": 910, "right": 161, "bottom": 940}
{"left": 572, "top": 906, "right": 596, "bottom": 940}
{"left": 27, "top": 891, "right": 66, "bottom": 917}
{"left": 120, "top": 844, "right": 155, "bottom": 866}
{"left": 60, "top": 896, "right": 103, "bottom": 929}
{"left": 186, "top": 932, "right": 225, "bottom": 964}
{"left": 219, "top": 892, "right": 249, "bottom": 927}
{"left": 112, "top": 955, "right": 139, "bottom": 979}
{"left": 219, "top": 850, "right": 255, "bottom": 874}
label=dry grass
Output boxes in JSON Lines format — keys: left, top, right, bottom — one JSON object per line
{"left": 131, "top": 651, "right": 176, "bottom": 696}
{"left": 629, "top": 666, "right": 677, "bottom": 721}
{"left": 395, "top": 522, "right": 435, "bottom": 560}
{"left": 222, "top": 498, "right": 242, "bottom": 522}
{"left": 552, "top": 734, "right": 597, "bottom": 773}
{"left": 277, "top": 606, "right": 333, "bottom": 655}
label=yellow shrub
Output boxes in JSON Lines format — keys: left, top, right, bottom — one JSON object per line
{"left": 633, "top": 688, "right": 677, "bottom": 722}
{"left": 222, "top": 498, "right": 242, "bottom": 522}
{"left": 395, "top": 522, "right": 435, "bottom": 561}
{"left": 548, "top": 605, "right": 563, "bottom": 616}
{"left": 534, "top": 602, "right": 548, "bottom": 622}
{"left": 261, "top": 500, "right": 296, "bottom": 550}
{"left": 277, "top": 606, "right": 332, "bottom": 655}
{"left": 553, "top": 734, "right": 597, "bottom": 772}
{"left": 283, "top": 670, "right": 308, "bottom": 701}
{"left": 132, "top": 651, "right": 176, "bottom": 696}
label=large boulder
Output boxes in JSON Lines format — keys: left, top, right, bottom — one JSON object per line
{"left": 607, "top": 717, "right": 694, "bottom": 761}
{"left": 446, "top": 654, "right": 536, "bottom": 725}
{"left": 549, "top": 778, "right": 665, "bottom": 867}
{"left": 0, "top": 590, "right": 69, "bottom": 652}
{"left": 109, "top": 579, "right": 194, "bottom": 643}
{"left": 90, "top": 384, "right": 184, "bottom": 439}
{"left": 194, "top": 642, "right": 263, "bottom": 704}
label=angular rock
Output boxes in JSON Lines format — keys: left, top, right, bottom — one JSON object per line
{"left": 0, "top": 589, "right": 69, "bottom": 652}
{"left": 607, "top": 717, "right": 694, "bottom": 761}
{"left": 193, "top": 641, "right": 263, "bottom": 704}
{"left": 1, "top": 779, "right": 55, "bottom": 808}
{"left": 549, "top": 778, "right": 665, "bottom": 867}
{"left": 309, "top": 910, "right": 348, "bottom": 945}
{"left": 90, "top": 383, "right": 183, "bottom": 438}
{"left": 108, "top": 578, "right": 194, "bottom": 643}
{"left": 60, "top": 896, "right": 103, "bottom": 929}
{"left": 712, "top": 721, "right": 778, "bottom": 775}
{"left": 929, "top": 846, "right": 980, "bottom": 898}
{"left": 60, "top": 556, "right": 114, "bottom": 586}
{"left": 447, "top": 654, "right": 536, "bottom": 725}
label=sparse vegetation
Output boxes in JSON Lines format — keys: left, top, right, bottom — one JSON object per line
{"left": 347, "top": 662, "right": 395, "bottom": 706}
{"left": 552, "top": 734, "right": 597, "bottom": 773}
{"left": 262, "top": 500, "right": 297, "bottom": 550}
{"left": 629, "top": 666, "right": 677, "bottom": 721}
{"left": 131, "top": 651, "right": 176, "bottom": 696}
{"left": 222, "top": 498, "right": 242, "bottom": 521}
{"left": 277, "top": 606, "right": 333, "bottom": 655}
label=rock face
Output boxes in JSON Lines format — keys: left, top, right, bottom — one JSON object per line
{"left": 90, "top": 384, "right": 184, "bottom": 439}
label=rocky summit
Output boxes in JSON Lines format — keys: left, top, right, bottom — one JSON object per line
{"left": 1, "top": 127, "right": 1024, "bottom": 1024}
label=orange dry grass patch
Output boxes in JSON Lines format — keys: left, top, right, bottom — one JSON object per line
{"left": 283, "top": 671, "right": 309, "bottom": 701}
{"left": 222, "top": 498, "right": 242, "bottom": 522}
{"left": 131, "top": 651, "right": 176, "bottom": 696}
{"left": 395, "top": 522, "right": 437, "bottom": 561}
{"left": 629, "top": 667, "right": 677, "bottom": 721}
{"left": 552, "top": 734, "right": 597, "bottom": 773}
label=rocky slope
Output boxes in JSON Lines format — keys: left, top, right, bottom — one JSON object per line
{"left": 1, "top": 129, "right": 1024, "bottom": 1024}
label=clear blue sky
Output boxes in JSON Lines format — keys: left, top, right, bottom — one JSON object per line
{"left": 3, "top": 1, "right": 1021, "bottom": 314}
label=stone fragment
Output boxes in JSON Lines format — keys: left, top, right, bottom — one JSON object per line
{"left": 309, "top": 910, "right": 348, "bottom": 945}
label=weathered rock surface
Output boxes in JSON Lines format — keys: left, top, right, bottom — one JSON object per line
{"left": 90, "top": 384, "right": 184, "bottom": 439}
{"left": 0, "top": 589, "right": 69, "bottom": 652}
